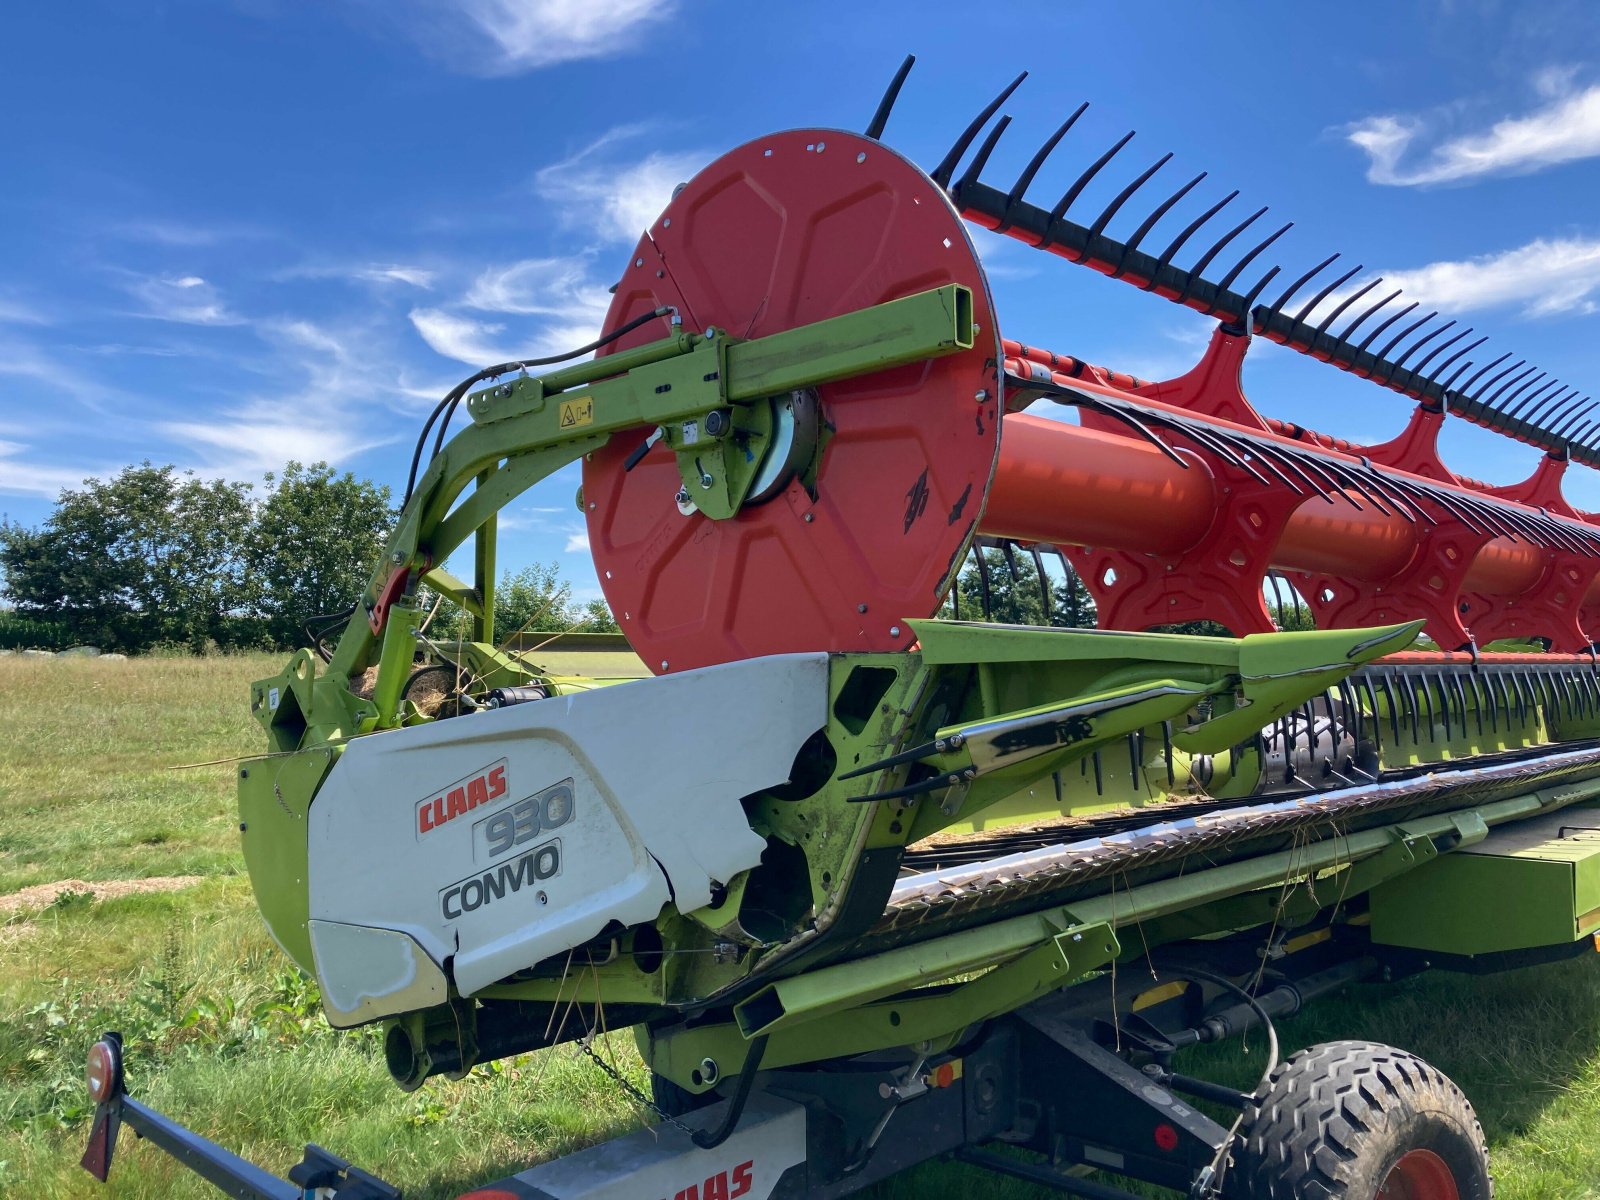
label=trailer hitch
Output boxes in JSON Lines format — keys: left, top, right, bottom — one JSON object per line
{"left": 80, "top": 1033, "right": 401, "bottom": 1200}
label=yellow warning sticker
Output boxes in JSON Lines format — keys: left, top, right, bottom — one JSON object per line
{"left": 559, "top": 396, "right": 594, "bottom": 429}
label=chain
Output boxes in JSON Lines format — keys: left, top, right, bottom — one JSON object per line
{"left": 578, "top": 1035, "right": 698, "bottom": 1137}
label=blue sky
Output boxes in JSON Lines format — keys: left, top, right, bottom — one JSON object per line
{"left": 4, "top": 1, "right": 1600, "bottom": 601}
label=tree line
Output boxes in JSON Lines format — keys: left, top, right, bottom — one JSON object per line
{"left": 0, "top": 462, "right": 616, "bottom": 654}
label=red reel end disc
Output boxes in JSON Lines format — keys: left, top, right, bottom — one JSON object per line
{"left": 584, "top": 129, "right": 1001, "bottom": 672}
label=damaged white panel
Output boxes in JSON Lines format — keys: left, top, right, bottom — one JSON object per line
{"left": 307, "top": 653, "right": 827, "bottom": 1001}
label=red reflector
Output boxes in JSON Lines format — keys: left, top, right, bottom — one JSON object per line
{"left": 454, "top": 1191, "right": 524, "bottom": 1200}
{"left": 1153, "top": 1122, "right": 1180, "bottom": 1153}
{"left": 86, "top": 1041, "right": 117, "bottom": 1104}
{"left": 934, "top": 1063, "right": 955, "bottom": 1088}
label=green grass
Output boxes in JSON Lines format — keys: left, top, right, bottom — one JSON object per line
{"left": 4, "top": 654, "right": 1600, "bottom": 1197}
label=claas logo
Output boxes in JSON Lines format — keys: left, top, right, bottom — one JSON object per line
{"left": 660, "top": 1160, "right": 754, "bottom": 1200}
{"left": 416, "top": 761, "right": 508, "bottom": 835}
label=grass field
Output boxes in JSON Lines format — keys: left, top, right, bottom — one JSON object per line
{"left": 4, "top": 654, "right": 1600, "bottom": 1198}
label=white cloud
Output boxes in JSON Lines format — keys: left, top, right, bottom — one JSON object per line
{"left": 278, "top": 262, "right": 436, "bottom": 288}
{"left": 464, "top": 254, "right": 609, "bottom": 317}
{"left": 409, "top": 307, "right": 513, "bottom": 364}
{"left": 1347, "top": 72, "right": 1600, "bottom": 186}
{"left": 535, "top": 128, "right": 706, "bottom": 243}
{"left": 0, "top": 296, "right": 48, "bottom": 325}
{"left": 564, "top": 529, "right": 589, "bottom": 553}
{"left": 108, "top": 218, "right": 269, "bottom": 246}
{"left": 1301, "top": 236, "right": 1600, "bottom": 323}
{"left": 0, "top": 440, "right": 95, "bottom": 499}
{"left": 126, "top": 273, "right": 238, "bottom": 325}
{"left": 375, "top": 0, "right": 678, "bottom": 76}
{"left": 160, "top": 416, "right": 387, "bottom": 475}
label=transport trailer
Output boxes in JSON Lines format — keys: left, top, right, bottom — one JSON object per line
{"left": 81, "top": 57, "right": 1600, "bottom": 1200}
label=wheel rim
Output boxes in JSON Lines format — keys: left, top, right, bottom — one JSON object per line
{"left": 1377, "top": 1148, "right": 1461, "bottom": 1200}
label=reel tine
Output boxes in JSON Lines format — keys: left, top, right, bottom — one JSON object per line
{"left": 1438, "top": 358, "right": 1477, "bottom": 396}
{"left": 1472, "top": 360, "right": 1530, "bottom": 405}
{"left": 1315, "top": 277, "right": 1384, "bottom": 337}
{"left": 1504, "top": 376, "right": 1560, "bottom": 422}
{"left": 1355, "top": 300, "right": 1419, "bottom": 355}
{"left": 1411, "top": 326, "right": 1472, "bottom": 376}
{"left": 1005, "top": 103, "right": 1090, "bottom": 210}
{"left": 1523, "top": 385, "right": 1576, "bottom": 433}
{"left": 955, "top": 114, "right": 1014, "bottom": 193}
{"left": 1178, "top": 206, "right": 1268, "bottom": 302}
{"left": 864, "top": 54, "right": 916, "bottom": 140}
{"left": 1208, "top": 222, "right": 1293, "bottom": 315}
{"left": 1144, "top": 189, "right": 1238, "bottom": 290}
{"left": 931, "top": 70, "right": 1028, "bottom": 188}
{"left": 1293, "top": 262, "right": 1365, "bottom": 325}
{"left": 1047, "top": 129, "right": 1136, "bottom": 226}
{"left": 1236, "top": 264, "right": 1283, "bottom": 318}
{"left": 1268, "top": 252, "right": 1341, "bottom": 315}
{"left": 1374, "top": 310, "right": 1438, "bottom": 363}
{"left": 1488, "top": 367, "right": 1545, "bottom": 412}
{"left": 1112, "top": 169, "right": 1207, "bottom": 279}
{"left": 1338, "top": 288, "right": 1402, "bottom": 341}
{"left": 1077, "top": 151, "right": 1175, "bottom": 262}
{"left": 1458, "top": 352, "right": 1514, "bottom": 399}
{"left": 1426, "top": 335, "right": 1487, "bottom": 385}
{"left": 1554, "top": 399, "right": 1597, "bottom": 438}
{"left": 1387, "top": 319, "right": 1455, "bottom": 376}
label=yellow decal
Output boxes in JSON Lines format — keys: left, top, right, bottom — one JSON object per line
{"left": 559, "top": 396, "right": 594, "bottom": 429}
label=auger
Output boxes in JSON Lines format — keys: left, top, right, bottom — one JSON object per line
{"left": 83, "top": 57, "right": 1600, "bottom": 1200}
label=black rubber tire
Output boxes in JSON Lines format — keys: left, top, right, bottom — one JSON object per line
{"left": 1227, "top": 1040, "right": 1491, "bottom": 1199}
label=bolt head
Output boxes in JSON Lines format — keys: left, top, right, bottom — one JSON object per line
{"left": 890, "top": 625, "right": 901, "bottom": 637}
{"left": 975, "top": 389, "right": 989, "bottom": 403}
{"left": 391, "top": 551, "right": 406, "bottom": 564}
{"left": 803, "top": 512, "right": 814, "bottom": 523}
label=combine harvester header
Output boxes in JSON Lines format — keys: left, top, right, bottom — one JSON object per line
{"left": 81, "top": 57, "right": 1600, "bottom": 1200}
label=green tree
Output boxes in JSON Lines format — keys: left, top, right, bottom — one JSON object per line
{"left": 431, "top": 563, "right": 620, "bottom": 640}
{"left": 0, "top": 464, "right": 255, "bottom": 652}
{"left": 247, "top": 462, "right": 394, "bottom": 648}
{"left": 941, "top": 544, "right": 1096, "bottom": 628}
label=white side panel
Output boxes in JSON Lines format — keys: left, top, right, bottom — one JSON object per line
{"left": 308, "top": 653, "right": 827, "bottom": 998}
{"left": 508, "top": 1093, "right": 806, "bottom": 1200}
{"left": 307, "top": 921, "right": 449, "bottom": 1028}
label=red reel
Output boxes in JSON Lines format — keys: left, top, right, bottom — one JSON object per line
{"left": 584, "top": 129, "right": 1002, "bottom": 673}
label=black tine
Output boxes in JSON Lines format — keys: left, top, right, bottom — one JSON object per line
{"left": 1316, "top": 278, "right": 1385, "bottom": 336}
{"left": 1293, "top": 262, "right": 1365, "bottom": 324}
{"left": 1145, "top": 189, "right": 1238, "bottom": 291}
{"left": 1162, "top": 720, "right": 1175, "bottom": 786}
{"left": 1268, "top": 572, "right": 1288, "bottom": 625}
{"left": 1005, "top": 103, "right": 1090, "bottom": 210}
{"left": 1426, "top": 335, "right": 1487, "bottom": 385}
{"left": 1356, "top": 300, "right": 1419, "bottom": 355}
{"left": 1438, "top": 358, "right": 1477, "bottom": 395}
{"left": 1458, "top": 352, "right": 1514, "bottom": 398}
{"left": 1554, "top": 399, "right": 1597, "bottom": 438}
{"left": 1375, "top": 310, "right": 1439, "bottom": 362}
{"left": 865, "top": 54, "right": 916, "bottom": 140}
{"left": 1432, "top": 669, "right": 1452, "bottom": 740}
{"left": 1388, "top": 318, "right": 1455, "bottom": 374}
{"left": 956, "top": 114, "right": 1013, "bottom": 192}
{"left": 1208, "top": 222, "right": 1293, "bottom": 314}
{"left": 975, "top": 542, "right": 993, "bottom": 618}
{"left": 1178, "top": 206, "right": 1268, "bottom": 303}
{"left": 1410, "top": 325, "right": 1471, "bottom": 375}
{"left": 1486, "top": 367, "right": 1542, "bottom": 410}
{"left": 1523, "top": 384, "right": 1576, "bottom": 429}
{"left": 931, "top": 70, "right": 1028, "bottom": 188}
{"left": 1468, "top": 358, "right": 1525, "bottom": 403}
{"left": 1076, "top": 151, "right": 1174, "bottom": 262}
{"left": 1338, "top": 288, "right": 1402, "bottom": 341}
{"left": 1386, "top": 318, "right": 1455, "bottom": 378}
{"left": 1378, "top": 672, "right": 1400, "bottom": 743}
{"left": 1417, "top": 674, "right": 1437, "bottom": 742}
{"left": 1093, "top": 748, "right": 1104, "bottom": 795}
{"left": 1504, "top": 376, "right": 1560, "bottom": 421}
{"left": 1269, "top": 252, "right": 1341, "bottom": 315}
{"left": 1357, "top": 674, "right": 1383, "bottom": 760}
{"left": 1237, "top": 265, "right": 1283, "bottom": 319}
{"left": 1127, "top": 731, "right": 1141, "bottom": 782}
{"left": 1047, "top": 130, "right": 1136, "bottom": 225}
{"left": 1029, "top": 545, "right": 1051, "bottom": 620}
{"left": 1112, "top": 170, "right": 1207, "bottom": 277}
